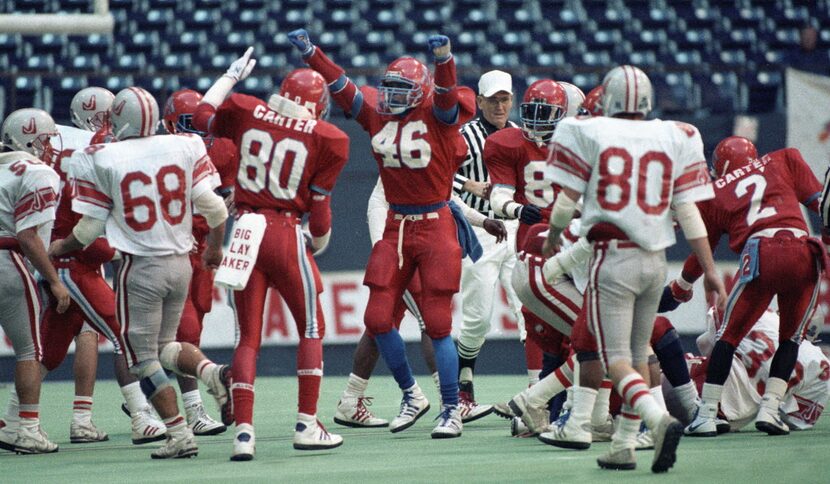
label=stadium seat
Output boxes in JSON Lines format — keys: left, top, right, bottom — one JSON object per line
{"left": 747, "top": 70, "right": 783, "bottom": 113}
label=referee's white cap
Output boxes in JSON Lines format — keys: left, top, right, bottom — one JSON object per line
{"left": 478, "top": 70, "right": 513, "bottom": 97}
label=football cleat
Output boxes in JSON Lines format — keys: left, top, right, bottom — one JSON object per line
{"left": 150, "top": 430, "right": 198, "bottom": 459}
{"left": 651, "top": 414, "right": 683, "bottom": 473}
{"left": 684, "top": 402, "right": 717, "bottom": 437}
{"left": 597, "top": 447, "right": 636, "bottom": 471}
{"left": 390, "top": 387, "right": 430, "bottom": 433}
{"left": 205, "top": 365, "right": 233, "bottom": 426}
{"left": 755, "top": 400, "right": 789, "bottom": 436}
{"left": 0, "top": 419, "right": 17, "bottom": 452}
{"left": 334, "top": 396, "right": 389, "bottom": 428}
{"left": 492, "top": 401, "right": 516, "bottom": 419}
{"left": 230, "top": 424, "right": 255, "bottom": 461}
{"left": 591, "top": 414, "right": 614, "bottom": 442}
{"left": 537, "top": 410, "right": 591, "bottom": 450}
{"left": 14, "top": 426, "right": 59, "bottom": 454}
{"left": 635, "top": 422, "right": 654, "bottom": 450}
{"left": 293, "top": 418, "right": 343, "bottom": 450}
{"left": 507, "top": 390, "right": 548, "bottom": 434}
{"left": 186, "top": 402, "right": 227, "bottom": 436}
{"left": 458, "top": 391, "right": 494, "bottom": 423}
{"left": 131, "top": 405, "right": 166, "bottom": 445}
{"left": 70, "top": 420, "right": 109, "bottom": 443}
{"left": 431, "top": 405, "right": 463, "bottom": 439}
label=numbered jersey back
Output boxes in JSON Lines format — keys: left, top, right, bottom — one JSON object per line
{"left": 0, "top": 151, "right": 59, "bottom": 245}
{"left": 210, "top": 94, "right": 349, "bottom": 213}
{"left": 550, "top": 117, "right": 713, "bottom": 251}
{"left": 700, "top": 148, "right": 822, "bottom": 253}
{"left": 69, "top": 134, "right": 215, "bottom": 256}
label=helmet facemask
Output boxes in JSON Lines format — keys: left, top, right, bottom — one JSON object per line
{"left": 377, "top": 75, "right": 423, "bottom": 115}
{"left": 520, "top": 100, "right": 564, "bottom": 142}
{"left": 174, "top": 113, "right": 205, "bottom": 136}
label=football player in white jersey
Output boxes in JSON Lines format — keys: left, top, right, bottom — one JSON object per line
{"left": 0, "top": 108, "right": 69, "bottom": 454}
{"left": 49, "top": 87, "right": 231, "bottom": 459}
{"left": 544, "top": 65, "right": 726, "bottom": 473}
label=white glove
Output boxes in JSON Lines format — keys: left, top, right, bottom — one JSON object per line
{"left": 225, "top": 46, "right": 256, "bottom": 82}
{"left": 542, "top": 256, "right": 565, "bottom": 283}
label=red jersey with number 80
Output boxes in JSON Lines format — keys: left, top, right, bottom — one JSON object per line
{"left": 206, "top": 93, "right": 348, "bottom": 213}
{"left": 69, "top": 133, "right": 217, "bottom": 256}
{"left": 696, "top": 148, "right": 822, "bottom": 253}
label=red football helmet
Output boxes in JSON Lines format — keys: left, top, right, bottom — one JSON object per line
{"left": 520, "top": 79, "right": 567, "bottom": 141}
{"left": 711, "top": 136, "right": 757, "bottom": 178}
{"left": 279, "top": 68, "right": 330, "bottom": 120}
{"left": 581, "top": 85, "right": 604, "bottom": 116}
{"left": 163, "top": 89, "right": 205, "bottom": 135}
{"left": 377, "top": 57, "right": 433, "bottom": 115}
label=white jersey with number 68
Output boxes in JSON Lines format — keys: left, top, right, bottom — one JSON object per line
{"left": 69, "top": 133, "right": 217, "bottom": 256}
{"left": 549, "top": 117, "right": 714, "bottom": 250}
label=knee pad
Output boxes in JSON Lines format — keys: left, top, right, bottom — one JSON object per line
{"left": 134, "top": 360, "right": 171, "bottom": 399}
{"left": 159, "top": 341, "right": 183, "bottom": 375}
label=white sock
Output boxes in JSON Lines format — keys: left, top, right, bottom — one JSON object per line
{"left": 571, "top": 386, "right": 598, "bottom": 422}
{"left": 527, "top": 372, "right": 566, "bottom": 407}
{"left": 761, "top": 377, "right": 787, "bottom": 410}
{"left": 611, "top": 406, "right": 640, "bottom": 452}
{"left": 617, "top": 373, "right": 664, "bottom": 429}
{"left": 72, "top": 395, "right": 93, "bottom": 424}
{"left": 182, "top": 389, "right": 203, "bottom": 408}
{"left": 701, "top": 382, "right": 723, "bottom": 409}
{"left": 120, "top": 382, "right": 147, "bottom": 415}
{"left": 674, "top": 381, "right": 698, "bottom": 418}
{"left": 650, "top": 385, "right": 667, "bottom": 412}
{"left": 196, "top": 361, "right": 219, "bottom": 385}
{"left": 4, "top": 389, "right": 20, "bottom": 426}
{"left": 344, "top": 373, "right": 369, "bottom": 398}
{"left": 527, "top": 369, "right": 541, "bottom": 386}
{"left": 297, "top": 412, "right": 315, "bottom": 424}
{"left": 591, "top": 380, "right": 612, "bottom": 427}
{"left": 459, "top": 367, "right": 473, "bottom": 383}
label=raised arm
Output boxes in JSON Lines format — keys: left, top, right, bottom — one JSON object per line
{"left": 428, "top": 35, "right": 459, "bottom": 124}
{"left": 192, "top": 47, "right": 257, "bottom": 134}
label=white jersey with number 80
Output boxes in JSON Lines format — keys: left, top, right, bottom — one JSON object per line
{"left": 69, "top": 133, "right": 217, "bottom": 256}
{"left": 549, "top": 117, "right": 714, "bottom": 251}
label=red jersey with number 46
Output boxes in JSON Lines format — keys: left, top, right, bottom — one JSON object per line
{"left": 69, "top": 133, "right": 217, "bottom": 256}
{"left": 205, "top": 93, "right": 348, "bottom": 213}
{"left": 696, "top": 148, "right": 822, "bottom": 253}
{"left": 485, "top": 127, "right": 556, "bottom": 210}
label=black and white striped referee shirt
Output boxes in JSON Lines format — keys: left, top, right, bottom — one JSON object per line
{"left": 453, "top": 116, "right": 518, "bottom": 216}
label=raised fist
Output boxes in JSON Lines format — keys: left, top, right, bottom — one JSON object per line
{"left": 225, "top": 46, "right": 256, "bottom": 82}
{"left": 428, "top": 34, "right": 451, "bottom": 61}
{"left": 288, "top": 29, "right": 315, "bottom": 57}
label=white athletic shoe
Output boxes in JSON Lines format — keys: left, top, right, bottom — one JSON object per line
{"left": 293, "top": 417, "right": 343, "bottom": 450}
{"left": 538, "top": 410, "right": 592, "bottom": 450}
{"left": 635, "top": 422, "right": 654, "bottom": 450}
{"left": 131, "top": 405, "right": 166, "bottom": 445}
{"left": 431, "top": 404, "right": 462, "bottom": 439}
{"left": 230, "top": 424, "right": 255, "bottom": 461}
{"left": 186, "top": 403, "right": 227, "bottom": 436}
{"left": 652, "top": 414, "right": 683, "bottom": 473}
{"left": 684, "top": 402, "right": 717, "bottom": 437}
{"left": 14, "top": 425, "right": 58, "bottom": 454}
{"left": 70, "top": 420, "right": 109, "bottom": 443}
{"left": 204, "top": 365, "right": 233, "bottom": 426}
{"left": 755, "top": 398, "right": 789, "bottom": 435}
{"left": 389, "top": 386, "right": 430, "bottom": 433}
{"left": 0, "top": 419, "right": 17, "bottom": 452}
{"left": 591, "top": 414, "right": 614, "bottom": 442}
{"left": 150, "top": 430, "right": 198, "bottom": 459}
{"left": 458, "top": 391, "right": 494, "bottom": 423}
{"left": 507, "top": 389, "right": 548, "bottom": 434}
{"left": 597, "top": 447, "right": 636, "bottom": 471}
{"left": 334, "top": 396, "right": 389, "bottom": 428}
{"left": 492, "top": 401, "right": 516, "bottom": 419}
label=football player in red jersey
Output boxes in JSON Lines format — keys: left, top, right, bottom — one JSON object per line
{"left": 287, "top": 28, "right": 477, "bottom": 438}
{"left": 193, "top": 58, "right": 349, "bottom": 459}
{"left": 485, "top": 79, "right": 567, "bottom": 392}
{"left": 678, "top": 136, "right": 826, "bottom": 437}
{"left": 163, "top": 88, "right": 239, "bottom": 437}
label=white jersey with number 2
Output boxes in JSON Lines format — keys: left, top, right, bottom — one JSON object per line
{"left": 69, "top": 133, "right": 216, "bottom": 256}
{"left": 549, "top": 117, "right": 714, "bottom": 250}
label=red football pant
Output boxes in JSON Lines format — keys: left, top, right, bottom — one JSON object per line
{"left": 176, "top": 255, "right": 214, "bottom": 347}
{"left": 41, "top": 261, "right": 124, "bottom": 371}
{"left": 719, "top": 235, "right": 819, "bottom": 346}
{"left": 364, "top": 207, "right": 461, "bottom": 339}
{"left": 232, "top": 214, "right": 325, "bottom": 424}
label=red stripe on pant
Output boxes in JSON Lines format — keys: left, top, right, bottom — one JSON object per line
{"left": 10, "top": 252, "right": 41, "bottom": 361}
{"left": 117, "top": 254, "right": 139, "bottom": 366}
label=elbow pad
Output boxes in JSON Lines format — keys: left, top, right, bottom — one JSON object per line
{"left": 675, "top": 202, "right": 707, "bottom": 240}
{"left": 73, "top": 216, "right": 107, "bottom": 247}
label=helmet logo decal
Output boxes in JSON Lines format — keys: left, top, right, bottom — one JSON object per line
{"left": 82, "top": 95, "right": 96, "bottom": 111}
{"left": 113, "top": 100, "right": 126, "bottom": 116}
{"left": 22, "top": 118, "right": 36, "bottom": 135}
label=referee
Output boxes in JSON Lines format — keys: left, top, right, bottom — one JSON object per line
{"left": 454, "top": 70, "right": 525, "bottom": 422}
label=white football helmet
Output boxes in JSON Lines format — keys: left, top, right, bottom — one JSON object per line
{"left": 557, "top": 82, "right": 586, "bottom": 118}
{"left": 1, "top": 108, "right": 61, "bottom": 161}
{"left": 111, "top": 87, "right": 160, "bottom": 140}
{"left": 600, "top": 65, "right": 652, "bottom": 117}
{"left": 71, "top": 86, "right": 115, "bottom": 131}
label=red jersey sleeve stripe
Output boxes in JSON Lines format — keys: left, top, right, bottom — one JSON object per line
{"left": 193, "top": 155, "right": 217, "bottom": 185}
{"left": 551, "top": 143, "right": 591, "bottom": 180}
{"left": 73, "top": 180, "right": 113, "bottom": 206}
{"left": 14, "top": 188, "right": 57, "bottom": 221}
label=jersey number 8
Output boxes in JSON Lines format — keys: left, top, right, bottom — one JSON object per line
{"left": 121, "top": 165, "right": 186, "bottom": 232}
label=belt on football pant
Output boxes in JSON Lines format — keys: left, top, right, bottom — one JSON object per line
{"left": 0, "top": 237, "right": 20, "bottom": 252}
{"left": 750, "top": 227, "right": 808, "bottom": 239}
{"left": 390, "top": 201, "right": 446, "bottom": 269}
{"left": 586, "top": 222, "right": 639, "bottom": 249}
